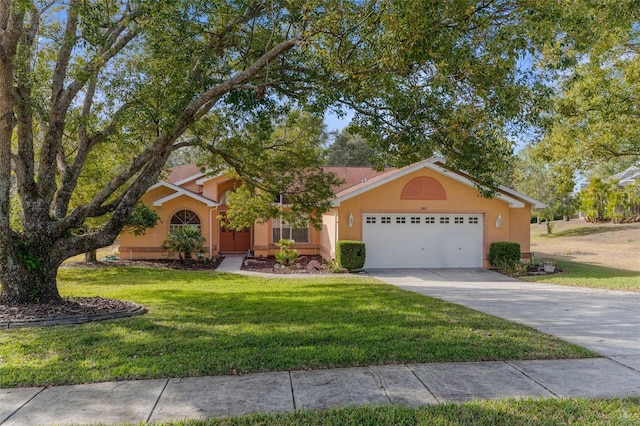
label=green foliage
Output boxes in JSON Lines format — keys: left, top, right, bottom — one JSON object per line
{"left": 274, "top": 239, "right": 298, "bottom": 267}
{"left": 336, "top": 240, "right": 366, "bottom": 271}
{"left": 218, "top": 110, "right": 344, "bottom": 231}
{"left": 162, "top": 227, "right": 205, "bottom": 262}
{"left": 488, "top": 242, "right": 521, "bottom": 268}
{"left": 580, "top": 178, "right": 611, "bottom": 222}
{"left": 537, "top": 3, "right": 640, "bottom": 177}
{"left": 15, "top": 241, "right": 42, "bottom": 272}
{"left": 578, "top": 178, "right": 639, "bottom": 223}
{"left": 324, "top": 130, "right": 375, "bottom": 166}
{"left": 122, "top": 204, "right": 161, "bottom": 236}
{"left": 494, "top": 260, "right": 529, "bottom": 278}
{"left": 512, "top": 145, "right": 577, "bottom": 231}
{"left": 325, "top": 259, "right": 347, "bottom": 273}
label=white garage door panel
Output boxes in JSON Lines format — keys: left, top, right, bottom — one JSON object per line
{"left": 362, "top": 214, "right": 483, "bottom": 268}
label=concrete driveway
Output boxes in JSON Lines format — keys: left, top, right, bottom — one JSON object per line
{"left": 367, "top": 268, "right": 640, "bottom": 371}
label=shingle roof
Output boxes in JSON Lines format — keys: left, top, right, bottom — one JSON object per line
{"left": 609, "top": 165, "right": 640, "bottom": 187}
{"left": 321, "top": 166, "right": 395, "bottom": 194}
{"left": 168, "top": 164, "right": 202, "bottom": 184}
{"left": 165, "top": 161, "right": 543, "bottom": 208}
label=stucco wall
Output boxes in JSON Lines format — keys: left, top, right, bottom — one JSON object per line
{"left": 320, "top": 210, "right": 338, "bottom": 260}
{"left": 119, "top": 192, "right": 215, "bottom": 260}
{"left": 334, "top": 168, "right": 532, "bottom": 267}
{"left": 120, "top": 167, "right": 533, "bottom": 266}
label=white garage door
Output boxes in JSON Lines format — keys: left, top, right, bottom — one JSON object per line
{"left": 362, "top": 213, "right": 483, "bottom": 268}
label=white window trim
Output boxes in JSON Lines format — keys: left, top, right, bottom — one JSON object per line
{"left": 272, "top": 218, "right": 310, "bottom": 243}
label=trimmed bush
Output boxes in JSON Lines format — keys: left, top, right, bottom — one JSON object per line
{"left": 488, "top": 242, "right": 521, "bottom": 268}
{"left": 336, "top": 240, "right": 366, "bottom": 271}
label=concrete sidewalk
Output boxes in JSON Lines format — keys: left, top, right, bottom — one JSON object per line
{"left": 2, "top": 358, "right": 640, "bottom": 425}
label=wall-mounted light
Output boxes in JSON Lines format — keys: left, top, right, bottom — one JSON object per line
{"left": 496, "top": 213, "right": 502, "bottom": 229}
{"left": 348, "top": 213, "right": 354, "bottom": 228}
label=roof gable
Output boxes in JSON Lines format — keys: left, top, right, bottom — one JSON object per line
{"left": 331, "top": 158, "right": 544, "bottom": 209}
{"left": 147, "top": 181, "right": 217, "bottom": 207}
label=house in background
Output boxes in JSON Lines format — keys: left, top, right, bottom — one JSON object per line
{"left": 119, "top": 158, "right": 544, "bottom": 268}
{"left": 609, "top": 164, "right": 640, "bottom": 187}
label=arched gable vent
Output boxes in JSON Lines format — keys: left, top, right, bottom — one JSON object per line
{"left": 401, "top": 176, "right": 446, "bottom": 200}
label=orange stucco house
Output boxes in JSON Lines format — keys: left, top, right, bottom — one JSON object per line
{"left": 119, "top": 158, "right": 544, "bottom": 268}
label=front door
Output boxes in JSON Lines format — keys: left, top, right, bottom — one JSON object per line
{"left": 219, "top": 213, "right": 251, "bottom": 253}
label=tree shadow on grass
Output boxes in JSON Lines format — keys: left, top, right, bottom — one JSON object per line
{"left": 0, "top": 280, "right": 593, "bottom": 388}
{"left": 541, "top": 224, "right": 638, "bottom": 238}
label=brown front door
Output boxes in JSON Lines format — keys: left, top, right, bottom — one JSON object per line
{"left": 219, "top": 213, "right": 251, "bottom": 253}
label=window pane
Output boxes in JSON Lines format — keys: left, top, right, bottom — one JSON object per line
{"left": 291, "top": 227, "right": 309, "bottom": 243}
{"left": 272, "top": 218, "right": 308, "bottom": 243}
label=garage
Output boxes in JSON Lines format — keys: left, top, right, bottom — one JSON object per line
{"left": 362, "top": 213, "right": 484, "bottom": 268}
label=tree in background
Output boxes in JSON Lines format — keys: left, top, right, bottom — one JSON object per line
{"left": 536, "top": 2, "right": 640, "bottom": 176}
{"left": 579, "top": 178, "right": 640, "bottom": 223}
{"left": 0, "top": 0, "right": 573, "bottom": 305}
{"left": 324, "top": 130, "right": 375, "bottom": 166}
{"left": 580, "top": 178, "right": 612, "bottom": 223}
{"left": 511, "top": 145, "right": 576, "bottom": 233}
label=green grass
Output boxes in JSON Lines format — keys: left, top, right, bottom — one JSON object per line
{"left": 522, "top": 259, "right": 640, "bottom": 292}
{"left": 157, "top": 398, "right": 640, "bottom": 426}
{"left": 0, "top": 267, "right": 594, "bottom": 388}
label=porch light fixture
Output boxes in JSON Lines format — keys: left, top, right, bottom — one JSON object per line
{"left": 348, "top": 213, "right": 354, "bottom": 228}
{"left": 496, "top": 213, "right": 502, "bottom": 228}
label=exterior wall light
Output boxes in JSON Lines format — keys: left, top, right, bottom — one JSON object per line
{"left": 348, "top": 213, "right": 354, "bottom": 228}
{"left": 496, "top": 213, "right": 502, "bottom": 228}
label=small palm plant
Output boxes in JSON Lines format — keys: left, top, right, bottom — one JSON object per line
{"left": 274, "top": 239, "right": 298, "bottom": 267}
{"left": 163, "top": 227, "right": 205, "bottom": 263}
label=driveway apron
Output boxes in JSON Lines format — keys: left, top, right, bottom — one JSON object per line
{"left": 367, "top": 268, "right": 640, "bottom": 371}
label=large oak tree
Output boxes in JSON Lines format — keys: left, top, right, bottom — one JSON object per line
{"left": 1, "top": 0, "right": 561, "bottom": 305}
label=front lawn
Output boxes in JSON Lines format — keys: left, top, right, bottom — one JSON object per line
{"left": 0, "top": 267, "right": 594, "bottom": 388}
{"left": 157, "top": 398, "right": 640, "bottom": 426}
{"left": 522, "top": 259, "right": 640, "bottom": 292}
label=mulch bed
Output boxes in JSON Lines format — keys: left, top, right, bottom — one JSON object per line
{"left": 64, "top": 255, "right": 225, "bottom": 270}
{"left": 241, "top": 255, "right": 329, "bottom": 274}
{"left": 0, "top": 296, "right": 146, "bottom": 328}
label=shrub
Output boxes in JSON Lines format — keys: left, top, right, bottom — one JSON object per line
{"left": 325, "top": 259, "right": 347, "bottom": 273}
{"left": 336, "top": 240, "right": 366, "bottom": 271}
{"left": 488, "top": 242, "right": 521, "bottom": 268}
{"left": 162, "top": 227, "right": 205, "bottom": 262}
{"left": 274, "top": 239, "right": 298, "bottom": 266}
{"left": 494, "top": 260, "right": 529, "bottom": 277}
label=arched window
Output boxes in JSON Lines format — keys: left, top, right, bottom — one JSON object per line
{"left": 169, "top": 209, "right": 201, "bottom": 232}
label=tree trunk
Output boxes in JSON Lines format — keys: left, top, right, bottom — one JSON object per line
{"left": 0, "top": 240, "right": 62, "bottom": 306}
{"left": 0, "top": 262, "right": 61, "bottom": 306}
{"left": 85, "top": 249, "right": 97, "bottom": 263}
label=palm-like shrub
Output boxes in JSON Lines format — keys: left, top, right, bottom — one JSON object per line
{"left": 274, "top": 239, "right": 298, "bottom": 266}
{"left": 163, "top": 227, "right": 205, "bottom": 262}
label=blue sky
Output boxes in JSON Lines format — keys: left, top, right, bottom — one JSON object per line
{"left": 324, "top": 109, "right": 354, "bottom": 133}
